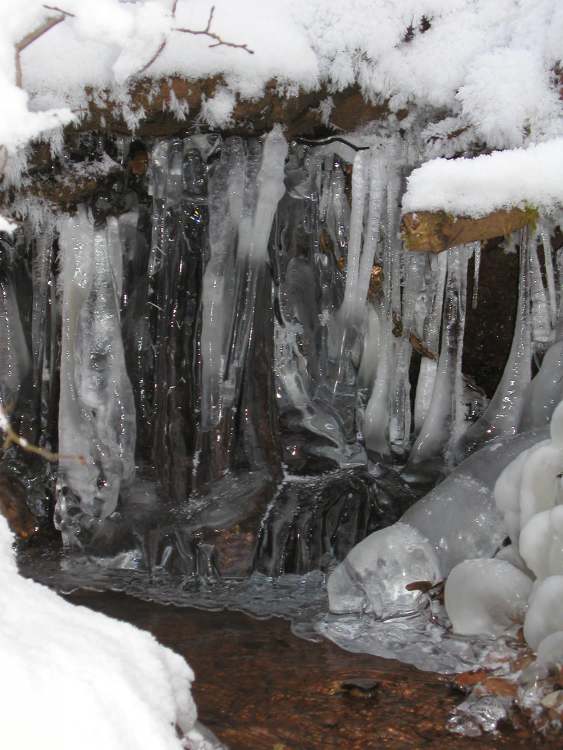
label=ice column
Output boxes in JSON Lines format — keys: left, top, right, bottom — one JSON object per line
{"left": 408, "top": 244, "right": 472, "bottom": 468}
{"left": 455, "top": 229, "right": 532, "bottom": 460}
{"left": 56, "top": 208, "right": 136, "bottom": 542}
{"left": 200, "top": 138, "right": 245, "bottom": 429}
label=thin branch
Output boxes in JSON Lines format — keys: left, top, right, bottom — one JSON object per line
{"left": 174, "top": 6, "right": 254, "bottom": 54}
{"left": 15, "top": 7, "right": 74, "bottom": 88}
{"left": 42, "top": 4, "right": 75, "bottom": 17}
{"left": 137, "top": 39, "right": 168, "bottom": 77}
{"left": 0, "top": 404, "right": 85, "bottom": 465}
{"left": 135, "top": 3, "right": 253, "bottom": 78}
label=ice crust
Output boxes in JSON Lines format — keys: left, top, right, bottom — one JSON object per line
{"left": 445, "top": 558, "right": 532, "bottom": 637}
{"left": 0, "top": 515, "right": 199, "bottom": 750}
{"left": 327, "top": 522, "right": 441, "bottom": 618}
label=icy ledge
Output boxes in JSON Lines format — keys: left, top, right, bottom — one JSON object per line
{"left": 0, "top": 515, "right": 215, "bottom": 750}
{"left": 403, "top": 138, "right": 563, "bottom": 218}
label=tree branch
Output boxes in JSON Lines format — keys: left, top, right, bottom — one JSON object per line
{"left": 0, "top": 404, "right": 85, "bottom": 465}
{"left": 174, "top": 6, "right": 254, "bottom": 54}
{"left": 15, "top": 7, "right": 75, "bottom": 88}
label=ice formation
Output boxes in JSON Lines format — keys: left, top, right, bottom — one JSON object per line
{"left": 524, "top": 576, "right": 563, "bottom": 650}
{"left": 56, "top": 208, "right": 136, "bottom": 544}
{"left": 0, "top": 515, "right": 203, "bottom": 750}
{"left": 444, "top": 558, "right": 532, "bottom": 637}
{"left": 327, "top": 522, "right": 441, "bottom": 618}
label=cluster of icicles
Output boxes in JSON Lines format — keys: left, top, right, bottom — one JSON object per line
{"left": 2, "top": 125, "right": 563, "bottom": 557}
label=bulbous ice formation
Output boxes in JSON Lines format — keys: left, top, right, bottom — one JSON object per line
{"left": 536, "top": 631, "right": 563, "bottom": 665}
{"left": 524, "top": 576, "right": 563, "bottom": 649}
{"left": 494, "top": 401, "right": 563, "bottom": 549}
{"left": 327, "top": 522, "right": 441, "bottom": 618}
{"left": 445, "top": 558, "right": 532, "bottom": 637}
{"left": 520, "top": 506, "right": 563, "bottom": 580}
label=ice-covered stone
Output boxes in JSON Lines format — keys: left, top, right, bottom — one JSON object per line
{"left": 445, "top": 558, "right": 532, "bottom": 637}
{"left": 524, "top": 576, "right": 563, "bottom": 649}
{"left": 520, "top": 506, "right": 563, "bottom": 580}
{"left": 403, "top": 431, "right": 547, "bottom": 575}
{"left": 402, "top": 477, "right": 503, "bottom": 576}
{"left": 327, "top": 522, "right": 442, "bottom": 618}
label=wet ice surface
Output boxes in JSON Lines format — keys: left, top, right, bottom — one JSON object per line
{"left": 19, "top": 543, "right": 515, "bottom": 676}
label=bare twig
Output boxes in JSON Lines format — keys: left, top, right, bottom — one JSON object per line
{"left": 42, "top": 4, "right": 75, "bottom": 17}
{"left": 137, "top": 39, "right": 168, "bottom": 77}
{"left": 136, "top": 2, "right": 252, "bottom": 78}
{"left": 15, "top": 7, "right": 74, "bottom": 88}
{"left": 0, "top": 404, "right": 85, "bottom": 465}
{"left": 174, "top": 6, "right": 254, "bottom": 54}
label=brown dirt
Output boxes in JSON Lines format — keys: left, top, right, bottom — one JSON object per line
{"left": 68, "top": 590, "right": 558, "bottom": 750}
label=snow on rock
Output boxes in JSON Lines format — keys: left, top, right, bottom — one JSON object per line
{"left": 0, "top": 515, "right": 199, "bottom": 750}
{"left": 445, "top": 558, "right": 532, "bottom": 637}
{"left": 327, "top": 522, "right": 441, "bottom": 618}
{"left": 402, "top": 139, "right": 563, "bottom": 218}
{"left": 524, "top": 576, "right": 563, "bottom": 649}
{"left": 520, "top": 506, "right": 563, "bottom": 580}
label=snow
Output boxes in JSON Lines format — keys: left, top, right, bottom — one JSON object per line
{"left": 0, "top": 2, "right": 559, "bottom": 153}
{"left": 0, "top": 515, "right": 199, "bottom": 750}
{"left": 403, "top": 138, "right": 563, "bottom": 218}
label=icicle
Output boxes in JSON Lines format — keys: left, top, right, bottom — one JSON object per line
{"left": 56, "top": 208, "right": 136, "bottom": 542}
{"left": 0, "top": 270, "right": 29, "bottom": 408}
{"left": 472, "top": 244, "right": 481, "bottom": 310}
{"left": 539, "top": 223, "right": 558, "bottom": 330}
{"left": 413, "top": 253, "right": 447, "bottom": 432}
{"left": 455, "top": 229, "right": 532, "bottom": 460}
{"left": 529, "top": 231, "right": 552, "bottom": 347}
{"left": 341, "top": 150, "right": 368, "bottom": 320}
{"left": 200, "top": 138, "right": 245, "bottom": 430}
{"left": 408, "top": 244, "right": 472, "bottom": 469}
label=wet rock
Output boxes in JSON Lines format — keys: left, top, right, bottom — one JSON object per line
{"left": 255, "top": 466, "right": 417, "bottom": 575}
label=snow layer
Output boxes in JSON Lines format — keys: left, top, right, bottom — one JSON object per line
{"left": 0, "top": 1, "right": 560, "bottom": 153}
{"left": 403, "top": 139, "right": 563, "bottom": 217}
{"left": 0, "top": 515, "right": 199, "bottom": 750}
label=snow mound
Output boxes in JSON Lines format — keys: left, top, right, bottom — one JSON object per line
{"left": 0, "top": 515, "right": 199, "bottom": 750}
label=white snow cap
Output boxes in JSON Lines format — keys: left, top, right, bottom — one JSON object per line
{"left": 0, "top": 515, "right": 198, "bottom": 750}
{"left": 403, "top": 138, "right": 563, "bottom": 218}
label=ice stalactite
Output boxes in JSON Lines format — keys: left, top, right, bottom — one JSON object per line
{"left": 56, "top": 207, "right": 136, "bottom": 545}
{"left": 408, "top": 243, "right": 473, "bottom": 470}
{"left": 199, "top": 137, "right": 245, "bottom": 432}
{"left": 0, "top": 263, "right": 29, "bottom": 413}
{"left": 455, "top": 229, "right": 532, "bottom": 460}
{"left": 529, "top": 232, "right": 552, "bottom": 351}
{"left": 362, "top": 154, "right": 403, "bottom": 459}
{"left": 472, "top": 244, "right": 481, "bottom": 310}
{"left": 413, "top": 253, "right": 447, "bottom": 433}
